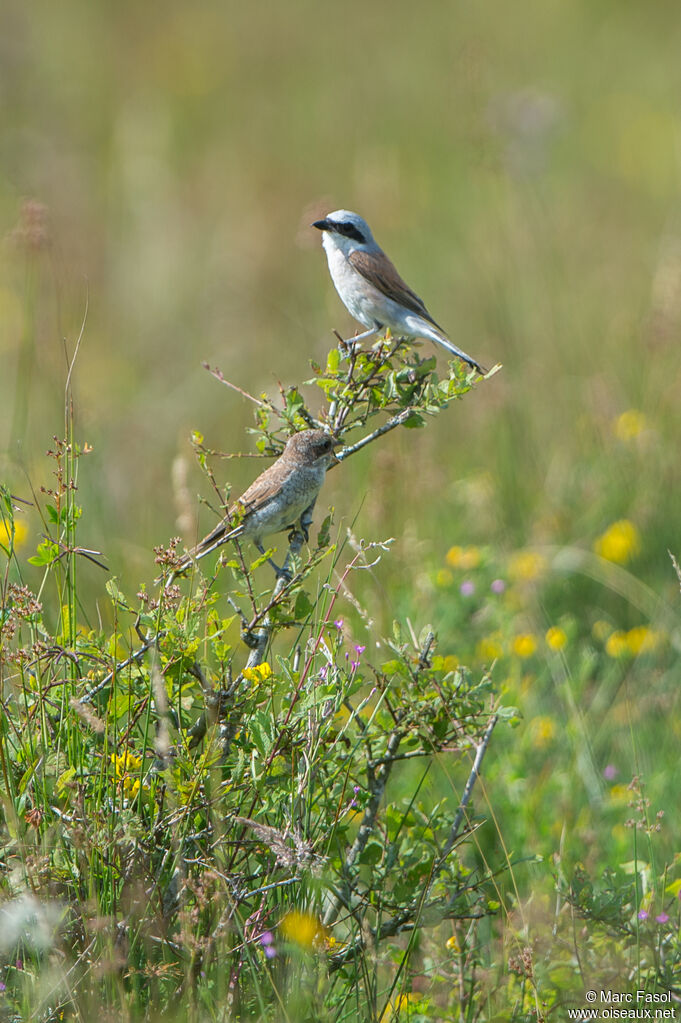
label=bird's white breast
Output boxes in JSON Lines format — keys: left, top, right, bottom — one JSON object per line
{"left": 321, "top": 235, "right": 375, "bottom": 329}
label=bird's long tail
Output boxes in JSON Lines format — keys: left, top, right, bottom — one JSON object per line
{"left": 417, "top": 321, "right": 487, "bottom": 375}
{"left": 175, "top": 520, "right": 242, "bottom": 575}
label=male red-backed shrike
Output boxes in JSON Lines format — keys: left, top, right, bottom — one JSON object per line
{"left": 313, "top": 210, "right": 486, "bottom": 375}
{"left": 172, "top": 430, "right": 339, "bottom": 580}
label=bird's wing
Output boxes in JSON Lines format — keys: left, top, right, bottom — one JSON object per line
{"left": 235, "top": 460, "right": 292, "bottom": 516}
{"left": 348, "top": 248, "right": 443, "bottom": 330}
{"left": 179, "top": 460, "right": 294, "bottom": 566}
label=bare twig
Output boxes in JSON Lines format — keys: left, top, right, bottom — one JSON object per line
{"left": 336, "top": 407, "right": 417, "bottom": 461}
{"left": 202, "top": 363, "right": 268, "bottom": 408}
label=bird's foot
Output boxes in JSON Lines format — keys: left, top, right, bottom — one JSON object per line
{"left": 272, "top": 560, "right": 293, "bottom": 582}
{"left": 335, "top": 335, "right": 359, "bottom": 360}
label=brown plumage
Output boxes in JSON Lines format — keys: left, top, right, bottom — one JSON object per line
{"left": 174, "top": 429, "right": 339, "bottom": 576}
{"left": 348, "top": 248, "right": 441, "bottom": 329}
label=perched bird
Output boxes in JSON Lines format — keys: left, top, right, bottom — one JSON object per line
{"left": 313, "top": 209, "right": 486, "bottom": 374}
{"left": 173, "top": 430, "right": 339, "bottom": 578}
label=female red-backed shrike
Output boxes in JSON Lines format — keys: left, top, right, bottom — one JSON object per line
{"left": 313, "top": 210, "right": 486, "bottom": 375}
{"left": 171, "top": 430, "right": 339, "bottom": 581}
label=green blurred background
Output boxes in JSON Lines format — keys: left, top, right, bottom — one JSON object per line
{"left": 3, "top": 0, "right": 681, "bottom": 968}
{"left": 3, "top": 0, "right": 680, "bottom": 594}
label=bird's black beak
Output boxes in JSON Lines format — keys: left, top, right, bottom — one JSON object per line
{"left": 312, "top": 218, "right": 331, "bottom": 231}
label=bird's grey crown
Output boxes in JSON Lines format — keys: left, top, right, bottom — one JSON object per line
{"left": 319, "top": 210, "right": 375, "bottom": 248}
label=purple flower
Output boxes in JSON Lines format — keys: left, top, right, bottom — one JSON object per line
{"left": 603, "top": 764, "right": 618, "bottom": 781}
{"left": 319, "top": 664, "right": 328, "bottom": 681}
{"left": 354, "top": 644, "right": 366, "bottom": 655}
{"left": 656, "top": 913, "right": 669, "bottom": 924}
{"left": 460, "top": 580, "right": 475, "bottom": 597}
{"left": 490, "top": 578, "right": 506, "bottom": 594}
{"left": 350, "top": 661, "right": 360, "bottom": 672}
{"left": 353, "top": 785, "right": 360, "bottom": 794}
{"left": 260, "top": 931, "right": 277, "bottom": 957}
{"left": 638, "top": 910, "right": 649, "bottom": 921}
{"left": 334, "top": 619, "right": 343, "bottom": 629}
{"left": 15, "top": 961, "right": 22, "bottom": 971}
{"left": 0, "top": 982, "right": 5, "bottom": 992}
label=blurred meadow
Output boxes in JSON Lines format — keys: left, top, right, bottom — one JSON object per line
{"left": 2, "top": 0, "right": 681, "bottom": 1016}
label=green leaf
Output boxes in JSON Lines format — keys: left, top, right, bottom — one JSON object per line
{"left": 249, "top": 548, "right": 276, "bottom": 572}
{"left": 316, "top": 513, "right": 332, "bottom": 549}
{"left": 496, "top": 705, "right": 522, "bottom": 726}
{"left": 326, "top": 348, "right": 341, "bottom": 375}
{"left": 106, "top": 578, "right": 132, "bottom": 611}
{"left": 294, "top": 590, "right": 314, "bottom": 620}
{"left": 57, "top": 766, "right": 77, "bottom": 795}
{"left": 285, "top": 387, "right": 305, "bottom": 416}
{"left": 381, "top": 659, "right": 404, "bottom": 676}
{"left": 28, "top": 538, "right": 59, "bottom": 566}
{"left": 358, "top": 839, "right": 383, "bottom": 866}
{"left": 249, "top": 710, "right": 276, "bottom": 758}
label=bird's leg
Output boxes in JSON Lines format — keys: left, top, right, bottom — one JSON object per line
{"left": 255, "top": 542, "right": 288, "bottom": 580}
{"left": 338, "top": 325, "right": 380, "bottom": 359}
{"left": 297, "top": 501, "right": 317, "bottom": 544}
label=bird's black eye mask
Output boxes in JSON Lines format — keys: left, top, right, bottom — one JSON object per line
{"left": 333, "top": 222, "right": 366, "bottom": 244}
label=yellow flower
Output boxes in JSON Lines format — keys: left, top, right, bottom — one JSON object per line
{"left": 605, "top": 631, "right": 630, "bottom": 659}
{"left": 0, "top": 518, "right": 28, "bottom": 551}
{"left": 512, "top": 634, "right": 538, "bottom": 659}
{"left": 324, "top": 933, "right": 349, "bottom": 954}
{"left": 280, "top": 910, "right": 324, "bottom": 950}
{"left": 613, "top": 409, "right": 647, "bottom": 441}
{"left": 545, "top": 626, "right": 567, "bottom": 651}
{"left": 446, "top": 935, "right": 460, "bottom": 952}
{"left": 609, "top": 784, "right": 630, "bottom": 804}
{"left": 626, "top": 626, "right": 663, "bottom": 656}
{"left": 124, "top": 777, "right": 141, "bottom": 798}
{"left": 476, "top": 633, "right": 504, "bottom": 661}
{"left": 593, "top": 519, "right": 641, "bottom": 564}
{"left": 508, "top": 550, "right": 547, "bottom": 583}
{"left": 445, "top": 545, "right": 481, "bottom": 570}
{"left": 435, "top": 568, "right": 453, "bottom": 587}
{"left": 380, "top": 993, "right": 419, "bottom": 1022}
{"left": 110, "top": 750, "right": 142, "bottom": 777}
{"left": 242, "top": 661, "right": 273, "bottom": 683}
{"left": 592, "top": 620, "right": 613, "bottom": 642}
{"left": 530, "top": 716, "right": 556, "bottom": 748}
